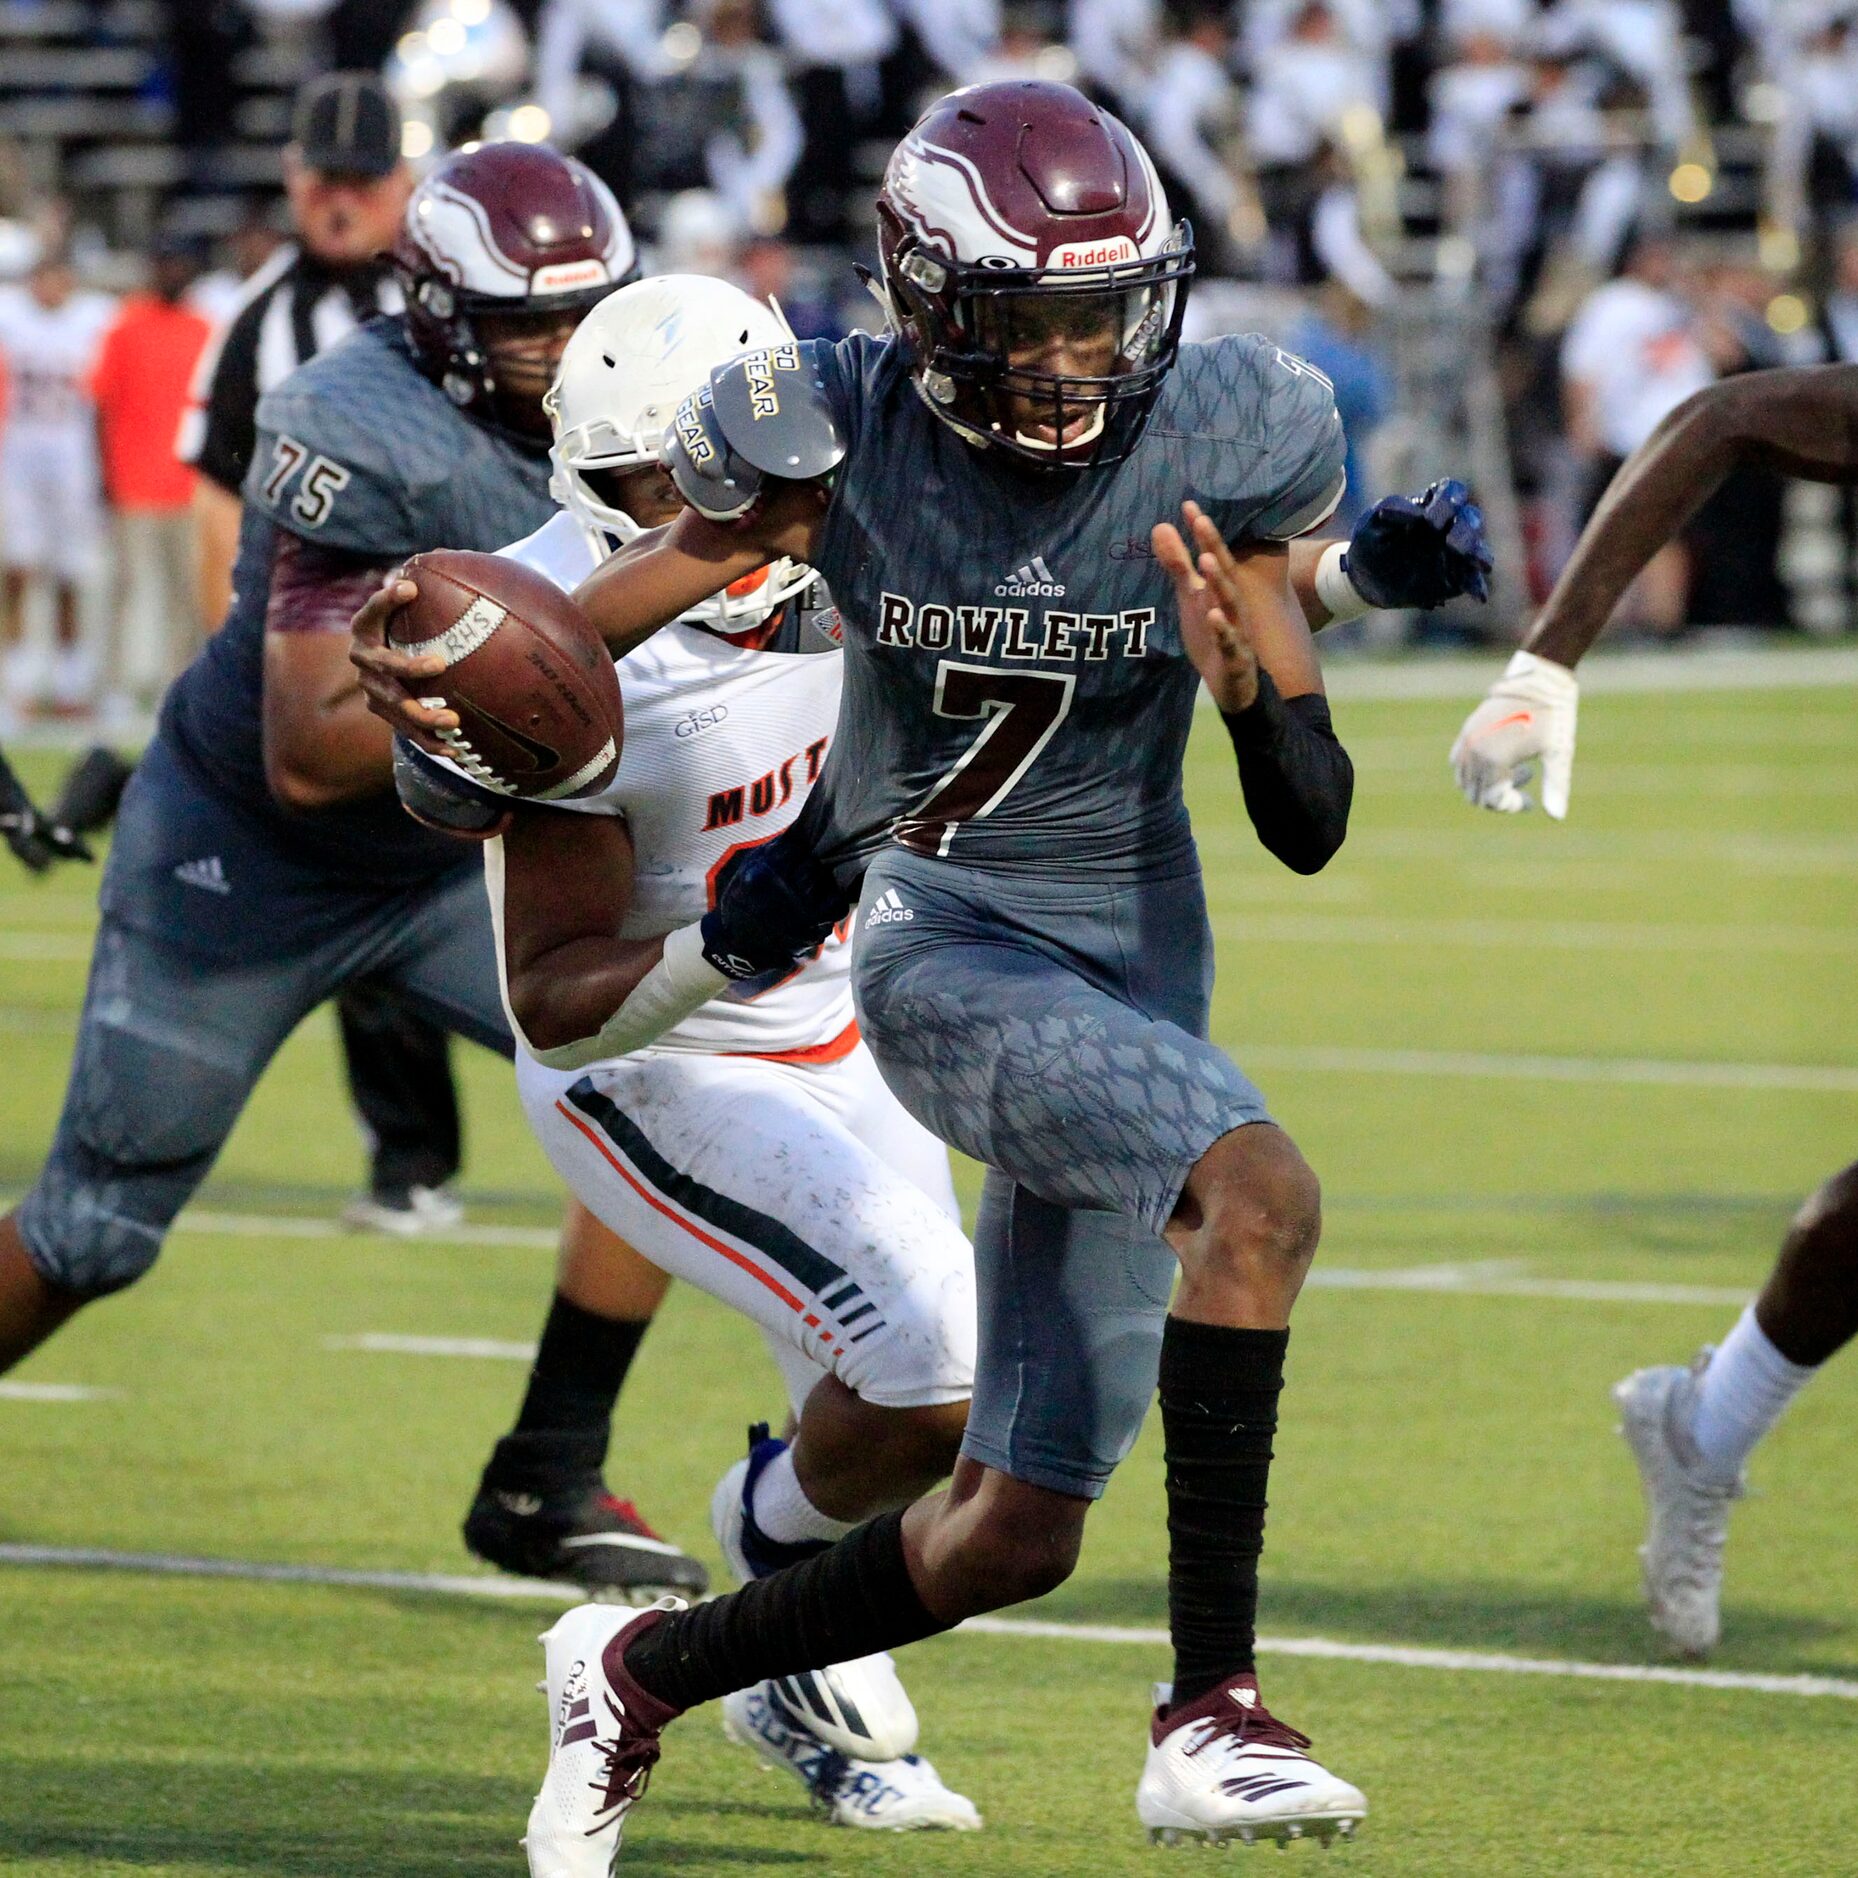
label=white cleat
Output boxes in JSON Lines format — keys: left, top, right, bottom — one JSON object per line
{"left": 1136, "top": 1677, "right": 1366, "bottom": 1849}
{"left": 711, "top": 1432, "right": 919, "bottom": 1761}
{"left": 340, "top": 1183, "right": 467, "bottom": 1237}
{"left": 523, "top": 1598, "right": 685, "bottom": 1877}
{"left": 722, "top": 1682, "right": 982, "bottom": 1831}
{"left": 1614, "top": 1354, "right": 1743, "bottom": 1659}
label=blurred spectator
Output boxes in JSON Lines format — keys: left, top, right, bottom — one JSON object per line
{"left": 1428, "top": 24, "right": 1531, "bottom": 240}
{"left": 765, "top": 0, "right": 898, "bottom": 243}
{"left": 1247, "top": 0, "right": 1385, "bottom": 284}
{"left": 1539, "top": 0, "right": 1695, "bottom": 148}
{"left": 1306, "top": 143, "right": 1399, "bottom": 301}
{"left": 90, "top": 234, "right": 213, "bottom": 717}
{"left": 737, "top": 233, "right": 852, "bottom": 338}
{"left": 1068, "top": 0, "right": 1159, "bottom": 115}
{"left": 628, "top": 0, "right": 804, "bottom": 232}
{"left": 1139, "top": 4, "right": 1254, "bottom": 274}
{"left": 1559, "top": 228, "right": 1713, "bottom": 629}
{"left": 1818, "top": 217, "right": 1858, "bottom": 620}
{"left": 1770, "top": 11, "right": 1858, "bottom": 245}
{"left": 179, "top": 72, "right": 410, "bottom": 632}
{"left": 0, "top": 253, "right": 115, "bottom": 719}
{"left": 1248, "top": 2, "right": 1382, "bottom": 175}
{"left": 888, "top": 0, "right": 1002, "bottom": 96}
{"left": 653, "top": 188, "right": 743, "bottom": 276}
{"left": 536, "top": 0, "right": 673, "bottom": 209}
{"left": 1283, "top": 277, "right": 1393, "bottom": 526}
{"left": 1685, "top": 257, "right": 1792, "bottom": 628}
{"left": 969, "top": 6, "right": 1080, "bottom": 87}
{"left": 187, "top": 206, "right": 290, "bottom": 329}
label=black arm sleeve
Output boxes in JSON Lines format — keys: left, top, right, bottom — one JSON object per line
{"left": 1222, "top": 670, "right": 1353, "bottom": 875}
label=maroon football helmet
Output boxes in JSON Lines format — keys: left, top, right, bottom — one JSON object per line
{"left": 875, "top": 82, "right": 1193, "bottom": 470}
{"left": 393, "top": 141, "right": 636, "bottom": 433}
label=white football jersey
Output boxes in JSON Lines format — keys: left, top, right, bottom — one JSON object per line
{"left": 0, "top": 286, "right": 114, "bottom": 437}
{"left": 498, "top": 512, "right": 851, "bottom": 1057}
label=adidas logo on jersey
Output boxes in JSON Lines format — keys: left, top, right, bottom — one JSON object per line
{"left": 864, "top": 888, "right": 914, "bottom": 929}
{"left": 995, "top": 555, "right": 1065, "bottom": 597}
{"left": 173, "top": 856, "right": 230, "bottom": 895}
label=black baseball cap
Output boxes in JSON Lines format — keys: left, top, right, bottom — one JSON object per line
{"left": 291, "top": 71, "right": 402, "bottom": 179}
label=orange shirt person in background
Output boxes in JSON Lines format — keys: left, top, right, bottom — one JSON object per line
{"left": 90, "top": 234, "right": 211, "bottom": 713}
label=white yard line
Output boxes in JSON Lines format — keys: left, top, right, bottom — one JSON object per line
{"left": 174, "top": 1210, "right": 560, "bottom": 1249}
{"left": 959, "top": 1617, "right": 1858, "bottom": 1700}
{"left": 1308, "top": 1265, "right": 1751, "bottom": 1307}
{"left": 0, "top": 932, "right": 92, "bottom": 960}
{"left": 1319, "top": 647, "right": 1858, "bottom": 703}
{"left": 324, "top": 1333, "right": 539, "bottom": 1360}
{"left": 1225, "top": 913, "right": 1858, "bottom": 955}
{"left": 1, "top": 1542, "right": 1851, "bottom": 1700}
{"left": 1246, "top": 1044, "right": 1858, "bottom": 1095}
{"left": 0, "top": 1382, "right": 118, "bottom": 1401}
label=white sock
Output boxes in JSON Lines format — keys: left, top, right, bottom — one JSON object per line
{"left": 1686, "top": 1306, "right": 1816, "bottom": 1482}
{"left": 749, "top": 1446, "right": 857, "bottom": 1546}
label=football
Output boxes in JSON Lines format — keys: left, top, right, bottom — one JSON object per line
{"left": 389, "top": 549, "right": 623, "bottom": 801}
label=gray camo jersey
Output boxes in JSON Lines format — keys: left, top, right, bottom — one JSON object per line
{"left": 800, "top": 329, "right": 1345, "bottom": 881}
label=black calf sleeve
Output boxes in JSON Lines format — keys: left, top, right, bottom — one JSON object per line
{"left": 622, "top": 1508, "right": 949, "bottom": 1713}
{"left": 1161, "top": 1317, "right": 1289, "bottom": 1708}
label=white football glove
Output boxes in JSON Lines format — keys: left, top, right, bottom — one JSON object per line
{"left": 1449, "top": 649, "right": 1580, "bottom": 818}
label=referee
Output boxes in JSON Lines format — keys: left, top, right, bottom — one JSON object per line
{"left": 181, "top": 72, "right": 469, "bottom": 1237}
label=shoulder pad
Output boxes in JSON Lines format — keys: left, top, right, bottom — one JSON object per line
{"left": 706, "top": 340, "right": 846, "bottom": 481}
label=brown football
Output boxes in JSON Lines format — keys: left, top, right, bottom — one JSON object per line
{"left": 390, "top": 548, "right": 623, "bottom": 801}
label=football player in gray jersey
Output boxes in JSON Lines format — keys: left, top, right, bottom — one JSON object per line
{"left": 0, "top": 143, "right": 708, "bottom": 1604}
{"left": 357, "top": 85, "right": 1490, "bottom": 1862}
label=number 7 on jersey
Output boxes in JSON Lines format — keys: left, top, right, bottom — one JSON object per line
{"left": 894, "top": 662, "right": 1075, "bottom": 858}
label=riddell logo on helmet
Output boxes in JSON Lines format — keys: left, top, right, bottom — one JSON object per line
{"left": 1049, "top": 237, "right": 1138, "bottom": 268}
{"left": 533, "top": 259, "right": 608, "bottom": 294}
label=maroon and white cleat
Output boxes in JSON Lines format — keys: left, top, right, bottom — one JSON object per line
{"left": 524, "top": 1599, "right": 686, "bottom": 1876}
{"left": 1135, "top": 1675, "right": 1366, "bottom": 1848}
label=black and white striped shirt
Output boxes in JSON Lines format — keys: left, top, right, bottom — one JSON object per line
{"left": 178, "top": 245, "right": 403, "bottom": 496}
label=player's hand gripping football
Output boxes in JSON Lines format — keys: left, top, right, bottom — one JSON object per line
{"left": 1153, "top": 501, "right": 1262, "bottom": 712}
{"left": 348, "top": 571, "right": 459, "bottom": 750}
{"left": 1449, "top": 650, "right": 1580, "bottom": 817}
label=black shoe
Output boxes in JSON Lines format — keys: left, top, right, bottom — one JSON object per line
{"left": 465, "top": 1476, "right": 710, "bottom": 1600}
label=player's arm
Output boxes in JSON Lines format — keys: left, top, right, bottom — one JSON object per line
{"left": 350, "top": 358, "right": 838, "bottom": 743}
{"left": 1289, "top": 479, "right": 1493, "bottom": 630}
{"left": 1451, "top": 365, "right": 1858, "bottom": 816}
{"left": 193, "top": 480, "right": 243, "bottom": 631}
{"left": 261, "top": 532, "right": 398, "bottom": 810}
{"left": 1532, "top": 366, "right": 1858, "bottom": 665}
{"left": 1156, "top": 502, "right": 1352, "bottom": 874}
{"left": 394, "top": 738, "right": 851, "bottom": 1066}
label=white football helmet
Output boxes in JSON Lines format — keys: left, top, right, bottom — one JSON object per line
{"left": 545, "top": 273, "right": 813, "bottom": 631}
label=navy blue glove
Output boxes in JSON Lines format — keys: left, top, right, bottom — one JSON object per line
{"left": 1, "top": 745, "right": 90, "bottom": 873}
{"left": 1344, "top": 478, "right": 1492, "bottom": 611}
{"left": 699, "top": 823, "right": 851, "bottom": 983}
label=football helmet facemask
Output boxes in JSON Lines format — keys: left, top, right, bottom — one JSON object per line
{"left": 395, "top": 141, "right": 637, "bottom": 437}
{"left": 875, "top": 81, "right": 1193, "bottom": 471}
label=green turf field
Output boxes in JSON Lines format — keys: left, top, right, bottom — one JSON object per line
{"left": 3, "top": 675, "right": 1856, "bottom": 1878}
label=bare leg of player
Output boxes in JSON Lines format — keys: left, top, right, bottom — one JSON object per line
{"left": 1617, "top": 1159, "right": 1858, "bottom": 1656}
{"left": 0, "top": 1214, "right": 85, "bottom": 1372}
{"left": 466, "top": 1199, "right": 709, "bottom": 1598}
